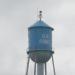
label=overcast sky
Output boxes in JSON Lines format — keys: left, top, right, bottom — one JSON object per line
{"left": 0, "top": 0, "right": 75, "bottom": 75}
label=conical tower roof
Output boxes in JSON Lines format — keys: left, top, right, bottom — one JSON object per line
{"left": 28, "top": 20, "right": 54, "bottom": 30}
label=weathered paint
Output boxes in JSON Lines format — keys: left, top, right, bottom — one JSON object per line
{"left": 28, "top": 20, "right": 54, "bottom": 63}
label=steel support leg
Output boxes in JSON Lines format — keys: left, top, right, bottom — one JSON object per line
{"left": 52, "top": 55, "right": 56, "bottom": 75}
{"left": 34, "top": 62, "right": 36, "bottom": 75}
{"left": 26, "top": 56, "right": 30, "bottom": 75}
{"left": 45, "top": 63, "right": 47, "bottom": 75}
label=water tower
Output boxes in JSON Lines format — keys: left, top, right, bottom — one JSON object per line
{"left": 26, "top": 11, "right": 56, "bottom": 75}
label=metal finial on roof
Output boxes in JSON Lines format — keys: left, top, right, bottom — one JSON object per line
{"left": 39, "top": 11, "right": 42, "bottom": 21}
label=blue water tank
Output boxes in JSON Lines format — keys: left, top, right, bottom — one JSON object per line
{"left": 28, "top": 20, "right": 54, "bottom": 63}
